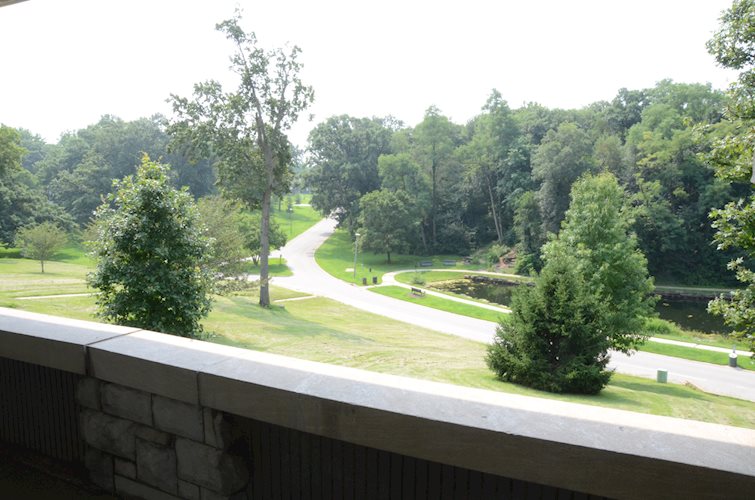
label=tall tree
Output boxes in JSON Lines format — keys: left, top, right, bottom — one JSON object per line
{"left": 413, "top": 106, "right": 459, "bottom": 248}
{"left": 306, "top": 115, "right": 393, "bottom": 232}
{"left": 705, "top": 0, "right": 755, "bottom": 351}
{"left": 543, "top": 173, "right": 655, "bottom": 352}
{"left": 358, "top": 189, "right": 418, "bottom": 263}
{"left": 169, "top": 10, "right": 313, "bottom": 307}
{"left": 88, "top": 157, "right": 213, "bottom": 337}
{"left": 533, "top": 122, "right": 594, "bottom": 234}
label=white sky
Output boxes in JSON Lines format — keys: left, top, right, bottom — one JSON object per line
{"left": 0, "top": 0, "right": 737, "bottom": 148}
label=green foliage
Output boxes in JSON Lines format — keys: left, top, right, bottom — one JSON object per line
{"left": 0, "top": 125, "right": 25, "bottom": 177}
{"left": 306, "top": 115, "right": 394, "bottom": 232}
{"left": 705, "top": 0, "right": 755, "bottom": 351}
{"left": 196, "top": 196, "right": 256, "bottom": 294}
{"left": 544, "top": 173, "right": 656, "bottom": 352}
{"left": 487, "top": 253, "right": 612, "bottom": 394}
{"left": 87, "top": 157, "right": 213, "bottom": 337}
{"left": 533, "top": 122, "right": 595, "bottom": 233}
{"left": 513, "top": 191, "right": 544, "bottom": 274}
{"left": 358, "top": 189, "right": 418, "bottom": 263}
{"left": 14, "top": 222, "right": 68, "bottom": 273}
{"left": 169, "top": 10, "right": 313, "bottom": 307}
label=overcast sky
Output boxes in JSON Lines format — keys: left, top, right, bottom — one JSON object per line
{"left": 0, "top": 0, "right": 737, "bottom": 147}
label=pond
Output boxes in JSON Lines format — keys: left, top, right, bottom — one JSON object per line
{"left": 431, "top": 279, "right": 730, "bottom": 334}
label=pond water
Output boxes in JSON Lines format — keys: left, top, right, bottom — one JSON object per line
{"left": 432, "top": 279, "right": 730, "bottom": 334}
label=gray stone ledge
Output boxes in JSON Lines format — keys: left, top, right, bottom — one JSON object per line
{"left": 88, "top": 330, "right": 234, "bottom": 403}
{"left": 2, "top": 308, "right": 754, "bottom": 499}
{"left": 0, "top": 307, "right": 137, "bottom": 373}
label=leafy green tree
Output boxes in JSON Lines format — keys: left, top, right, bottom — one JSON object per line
{"left": 0, "top": 125, "right": 25, "bottom": 177}
{"left": 378, "top": 152, "right": 431, "bottom": 251}
{"left": 413, "top": 106, "right": 461, "bottom": 248}
{"left": 14, "top": 222, "right": 68, "bottom": 273}
{"left": 513, "top": 191, "right": 544, "bottom": 275}
{"left": 533, "top": 122, "right": 595, "bottom": 234}
{"left": 358, "top": 189, "right": 418, "bottom": 263}
{"left": 487, "top": 252, "right": 612, "bottom": 394}
{"left": 543, "top": 173, "right": 655, "bottom": 352}
{"left": 196, "top": 196, "right": 250, "bottom": 289}
{"left": 705, "top": 0, "right": 755, "bottom": 351}
{"left": 0, "top": 125, "right": 73, "bottom": 244}
{"left": 168, "top": 11, "right": 313, "bottom": 307}
{"left": 88, "top": 157, "right": 213, "bottom": 337}
{"left": 307, "top": 115, "right": 393, "bottom": 232}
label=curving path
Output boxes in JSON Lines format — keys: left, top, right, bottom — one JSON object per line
{"left": 272, "top": 217, "right": 755, "bottom": 402}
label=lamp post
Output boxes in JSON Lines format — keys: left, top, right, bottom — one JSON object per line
{"left": 353, "top": 232, "right": 360, "bottom": 282}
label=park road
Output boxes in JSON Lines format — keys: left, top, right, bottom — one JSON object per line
{"left": 273, "top": 217, "right": 755, "bottom": 402}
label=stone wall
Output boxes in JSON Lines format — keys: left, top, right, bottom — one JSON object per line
{"left": 2, "top": 307, "right": 755, "bottom": 500}
{"left": 77, "top": 378, "right": 248, "bottom": 500}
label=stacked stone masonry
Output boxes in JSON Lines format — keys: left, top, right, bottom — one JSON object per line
{"left": 77, "top": 377, "right": 248, "bottom": 500}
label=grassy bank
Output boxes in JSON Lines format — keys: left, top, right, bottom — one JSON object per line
{"left": 271, "top": 203, "right": 322, "bottom": 241}
{"left": 314, "top": 229, "right": 483, "bottom": 285}
{"left": 369, "top": 286, "right": 508, "bottom": 323}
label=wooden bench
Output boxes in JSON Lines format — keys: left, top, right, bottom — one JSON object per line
{"left": 410, "top": 287, "right": 426, "bottom": 296}
{"left": 442, "top": 260, "right": 456, "bottom": 266}
{"left": 418, "top": 261, "right": 433, "bottom": 267}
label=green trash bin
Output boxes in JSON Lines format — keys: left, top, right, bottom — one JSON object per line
{"left": 656, "top": 369, "right": 667, "bottom": 383}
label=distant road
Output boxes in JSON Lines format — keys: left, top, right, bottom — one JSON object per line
{"left": 274, "top": 218, "right": 755, "bottom": 402}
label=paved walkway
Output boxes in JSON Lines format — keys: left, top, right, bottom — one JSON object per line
{"left": 271, "top": 217, "right": 755, "bottom": 402}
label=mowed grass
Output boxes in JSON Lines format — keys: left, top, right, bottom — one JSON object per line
{"left": 3, "top": 249, "right": 755, "bottom": 428}
{"left": 394, "top": 270, "right": 524, "bottom": 285}
{"left": 315, "top": 229, "right": 478, "bottom": 285}
{"left": 369, "top": 286, "right": 508, "bottom": 323}
{"left": 271, "top": 203, "right": 322, "bottom": 241}
{"left": 3, "top": 281, "right": 754, "bottom": 428}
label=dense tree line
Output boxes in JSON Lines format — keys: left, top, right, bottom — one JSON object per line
{"left": 305, "top": 79, "right": 747, "bottom": 285}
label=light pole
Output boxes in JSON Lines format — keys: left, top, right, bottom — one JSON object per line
{"left": 353, "top": 232, "right": 360, "bottom": 282}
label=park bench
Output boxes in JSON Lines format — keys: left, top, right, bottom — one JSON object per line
{"left": 418, "top": 261, "right": 433, "bottom": 267}
{"left": 410, "top": 287, "right": 425, "bottom": 296}
{"left": 442, "top": 259, "right": 456, "bottom": 266}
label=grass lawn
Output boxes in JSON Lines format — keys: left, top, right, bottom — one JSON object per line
{"left": 640, "top": 341, "right": 754, "bottom": 371}
{"left": 315, "top": 229, "right": 484, "bottom": 285}
{"left": 369, "top": 286, "right": 508, "bottom": 323}
{"left": 271, "top": 203, "right": 322, "bottom": 241}
{"left": 394, "top": 270, "right": 521, "bottom": 285}
{"left": 0, "top": 258, "right": 91, "bottom": 302}
{"left": 242, "top": 258, "right": 293, "bottom": 277}
{"left": 3, "top": 280, "right": 754, "bottom": 428}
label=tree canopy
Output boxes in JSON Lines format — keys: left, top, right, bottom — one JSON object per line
{"left": 168, "top": 10, "right": 313, "bottom": 307}
{"left": 88, "top": 157, "right": 213, "bottom": 337}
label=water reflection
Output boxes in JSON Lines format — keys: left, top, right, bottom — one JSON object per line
{"left": 431, "top": 278, "right": 730, "bottom": 334}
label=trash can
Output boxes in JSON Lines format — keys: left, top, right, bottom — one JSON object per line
{"left": 362, "top": 277, "right": 367, "bottom": 285}
{"left": 372, "top": 276, "right": 378, "bottom": 284}
{"left": 656, "top": 369, "right": 667, "bottom": 383}
{"left": 729, "top": 350, "right": 738, "bottom": 368}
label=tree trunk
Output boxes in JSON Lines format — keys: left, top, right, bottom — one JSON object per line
{"left": 387, "top": 251, "right": 391, "bottom": 264}
{"left": 431, "top": 151, "right": 437, "bottom": 250}
{"left": 259, "top": 186, "right": 272, "bottom": 307}
{"left": 486, "top": 175, "right": 503, "bottom": 243}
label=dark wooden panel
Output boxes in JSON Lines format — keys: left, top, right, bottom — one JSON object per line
{"left": 240, "top": 416, "right": 611, "bottom": 500}
{"left": 0, "top": 357, "right": 83, "bottom": 465}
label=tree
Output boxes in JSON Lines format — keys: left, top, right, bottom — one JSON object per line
{"left": 358, "top": 189, "right": 417, "bottom": 263}
{"left": 196, "top": 196, "right": 251, "bottom": 291}
{"left": 533, "top": 122, "right": 595, "bottom": 234}
{"left": 705, "top": 0, "right": 755, "bottom": 351}
{"left": 487, "top": 252, "right": 612, "bottom": 394}
{"left": 513, "top": 191, "right": 544, "bottom": 275}
{"left": 168, "top": 10, "right": 313, "bottom": 307}
{"left": 88, "top": 156, "right": 213, "bottom": 338}
{"left": 413, "top": 106, "right": 460, "bottom": 248}
{"left": 15, "top": 222, "right": 68, "bottom": 273}
{"left": 543, "top": 173, "right": 655, "bottom": 352}
{"left": 306, "top": 115, "right": 393, "bottom": 232}
{"left": 0, "top": 125, "right": 25, "bottom": 177}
